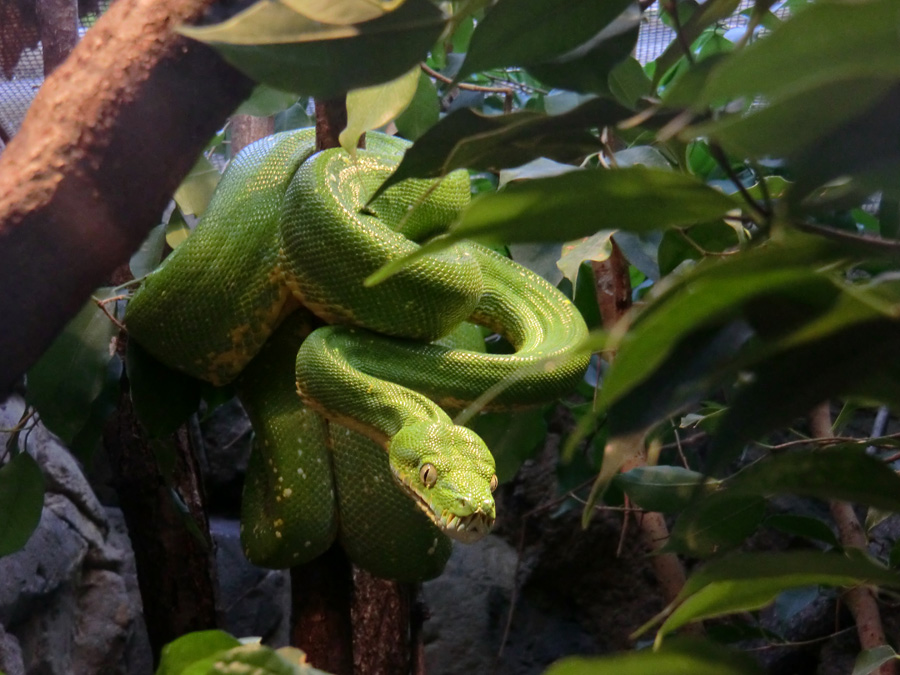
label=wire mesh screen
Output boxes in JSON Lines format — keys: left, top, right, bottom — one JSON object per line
{"left": 0, "top": 1, "right": 779, "bottom": 142}
{"left": 0, "top": 3, "right": 102, "bottom": 140}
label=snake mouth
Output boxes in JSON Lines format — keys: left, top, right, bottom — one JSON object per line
{"left": 393, "top": 470, "right": 495, "bottom": 543}
{"left": 437, "top": 510, "right": 494, "bottom": 544}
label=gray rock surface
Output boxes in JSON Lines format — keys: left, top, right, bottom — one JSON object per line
{"left": 0, "top": 396, "right": 152, "bottom": 675}
{"left": 422, "top": 534, "right": 599, "bottom": 675}
{"left": 211, "top": 517, "right": 291, "bottom": 646}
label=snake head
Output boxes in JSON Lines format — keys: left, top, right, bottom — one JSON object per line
{"left": 389, "top": 422, "right": 497, "bottom": 544}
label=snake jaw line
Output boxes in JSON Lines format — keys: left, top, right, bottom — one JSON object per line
{"left": 391, "top": 466, "right": 495, "bottom": 544}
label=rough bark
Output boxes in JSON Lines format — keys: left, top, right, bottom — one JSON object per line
{"left": 0, "top": 0, "right": 254, "bottom": 395}
{"left": 231, "top": 115, "right": 276, "bottom": 157}
{"left": 103, "top": 350, "right": 219, "bottom": 662}
{"left": 352, "top": 570, "right": 411, "bottom": 675}
{"left": 315, "top": 98, "right": 349, "bottom": 152}
{"left": 37, "top": 0, "right": 78, "bottom": 75}
{"left": 291, "top": 546, "right": 355, "bottom": 675}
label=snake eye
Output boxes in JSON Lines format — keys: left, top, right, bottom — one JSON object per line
{"left": 420, "top": 463, "right": 437, "bottom": 488}
{"left": 490, "top": 474, "right": 499, "bottom": 492}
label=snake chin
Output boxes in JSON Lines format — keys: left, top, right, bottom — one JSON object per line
{"left": 437, "top": 510, "right": 494, "bottom": 544}
{"left": 392, "top": 469, "right": 495, "bottom": 544}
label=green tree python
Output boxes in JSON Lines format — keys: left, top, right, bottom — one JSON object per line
{"left": 125, "top": 128, "right": 589, "bottom": 582}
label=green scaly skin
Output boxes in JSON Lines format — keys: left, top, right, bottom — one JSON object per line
{"left": 125, "top": 129, "right": 589, "bottom": 580}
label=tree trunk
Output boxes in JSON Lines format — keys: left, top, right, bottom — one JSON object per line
{"left": 288, "top": 98, "right": 411, "bottom": 675}
{"left": 103, "top": 354, "right": 219, "bottom": 663}
{"left": 0, "top": 0, "right": 254, "bottom": 395}
{"left": 231, "top": 115, "right": 276, "bottom": 157}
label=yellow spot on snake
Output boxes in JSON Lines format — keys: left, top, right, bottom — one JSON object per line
{"left": 275, "top": 531, "right": 282, "bottom": 538}
{"left": 283, "top": 488, "right": 293, "bottom": 497}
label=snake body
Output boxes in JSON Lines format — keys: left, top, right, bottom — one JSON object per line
{"left": 125, "top": 129, "right": 588, "bottom": 581}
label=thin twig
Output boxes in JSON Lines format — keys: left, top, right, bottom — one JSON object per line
{"left": 745, "top": 626, "right": 856, "bottom": 652}
{"left": 672, "top": 427, "right": 690, "bottom": 469}
{"left": 662, "top": 0, "right": 696, "bottom": 66}
{"left": 93, "top": 295, "right": 126, "bottom": 331}
{"left": 420, "top": 63, "right": 514, "bottom": 113}
{"left": 708, "top": 143, "right": 771, "bottom": 221}
{"left": 758, "top": 431, "right": 900, "bottom": 452}
{"left": 793, "top": 220, "right": 900, "bottom": 256}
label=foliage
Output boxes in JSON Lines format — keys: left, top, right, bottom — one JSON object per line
{"left": 156, "top": 630, "right": 332, "bottom": 675}
{"left": 14, "top": 0, "right": 900, "bottom": 671}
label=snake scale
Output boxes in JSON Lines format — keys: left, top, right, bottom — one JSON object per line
{"left": 125, "top": 128, "right": 589, "bottom": 581}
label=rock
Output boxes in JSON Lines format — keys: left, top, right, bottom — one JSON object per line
{"left": 0, "top": 395, "right": 152, "bottom": 675}
{"left": 0, "top": 623, "right": 24, "bottom": 675}
{"left": 211, "top": 517, "right": 291, "bottom": 646}
{"left": 200, "top": 398, "right": 253, "bottom": 515}
{"left": 422, "top": 535, "right": 598, "bottom": 675}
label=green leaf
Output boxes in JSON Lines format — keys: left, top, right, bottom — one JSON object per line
{"left": 340, "top": 65, "right": 419, "bottom": 153}
{"left": 607, "top": 57, "right": 651, "bottom": 109}
{"left": 788, "top": 84, "right": 900, "bottom": 202}
{"left": 69, "top": 356, "right": 123, "bottom": 462}
{"left": 615, "top": 465, "right": 718, "bottom": 514}
{"left": 174, "top": 155, "right": 220, "bottom": 217}
{"left": 166, "top": 208, "right": 192, "bottom": 250}
{"left": 526, "top": 13, "right": 639, "bottom": 96}
{"left": 726, "top": 448, "right": 900, "bottom": 512}
{"left": 369, "top": 167, "right": 738, "bottom": 285}
{"left": 26, "top": 289, "right": 120, "bottom": 446}
{"left": 651, "top": 0, "right": 741, "bottom": 86}
{"left": 126, "top": 341, "right": 201, "bottom": 438}
{"left": 658, "top": 221, "right": 740, "bottom": 276}
{"left": 156, "top": 630, "right": 240, "bottom": 675}
{"left": 653, "top": 551, "right": 900, "bottom": 640}
{"left": 544, "top": 637, "right": 764, "bottom": 675}
{"left": 767, "top": 513, "right": 838, "bottom": 548}
{"left": 0, "top": 453, "right": 44, "bottom": 558}
{"left": 709, "top": 308, "right": 900, "bottom": 475}
{"left": 451, "top": 167, "right": 738, "bottom": 244}
{"left": 663, "top": 492, "right": 766, "bottom": 557}
{"left": 468, "top": 409, "right": 548, "bottom": 483}
{"left": 204, "top": 644, "right": 331, "bottom": 674}
{"left": 690, "top": 78, "right": 892, "bottom": 161}
{"left": 600, "top": 235, "right": 843, "bottom": 420}
{"left": 373, "top": 96, "right": 632, "bottom": 198}
{"left": 129, "top": 224, "right": 167, "bottom": 279}
{"left": 854, "top": 646, "right": 899, "bottom": 675}
{"left": 458, "top": 0, "right": 634, "bottom": 81}
{"left": 280, "top": 0, "right": 405, "bottom": 24}
{"left": 234, "top": 83, "right": 299, "bottom": 117}
{"left": 557, "top": 231, "right": 614, "bottom": 286}
{"left": 395, "top": 70, "right": 439, "bottom": 140}
{"left": 695, "top": 0, "right": 900, "bottom": 106}
{"left": 183, "top": 0, "right": 446, "bottom": 99}
{"left": 275, "top": 99, "right": 314, "bottom": 132}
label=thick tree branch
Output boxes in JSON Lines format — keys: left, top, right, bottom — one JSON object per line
{"left": 0, "top": 0, "right": 254, "bottom": 395}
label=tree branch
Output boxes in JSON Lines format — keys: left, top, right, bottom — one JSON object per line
{"left": 809, "top": 402, "right": 895, "bottom": 675}
{"left": 0, "top": 0, "right": 254, "bottom": 395}
{"left": 591, "top": 244, "right": 691, "bottom": 612}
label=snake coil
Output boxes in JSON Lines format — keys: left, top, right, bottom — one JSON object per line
{"left": 125, "top": 129, "right": 588, "bottom": 581}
